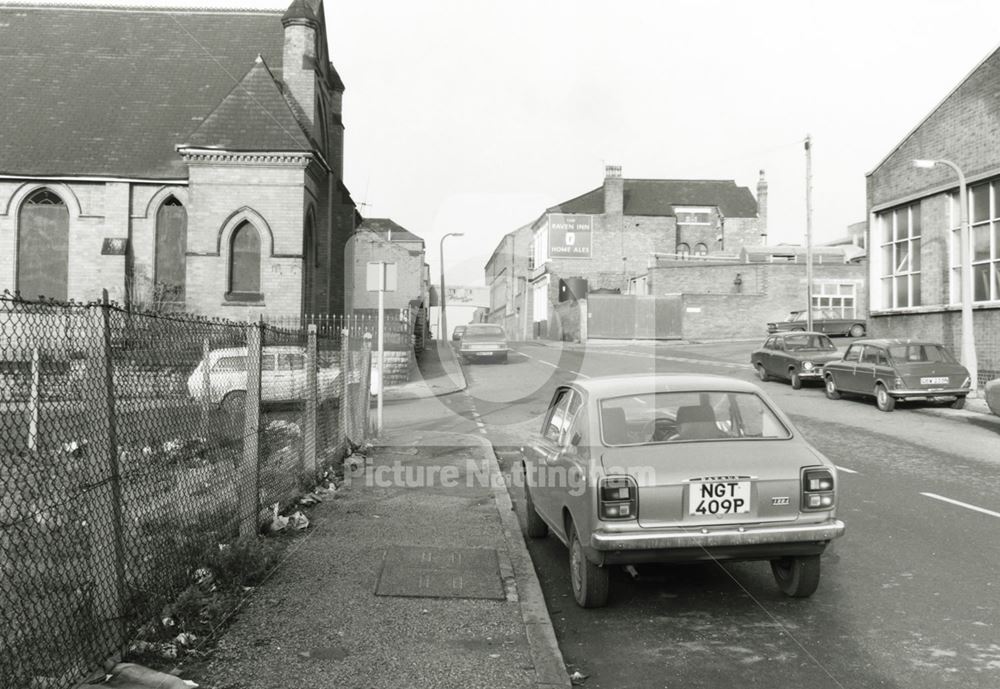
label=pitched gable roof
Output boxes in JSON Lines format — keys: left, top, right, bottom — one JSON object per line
{"left": 184, "top": 56, "right": 313, "bottom": 152}
{"left": 0, "top": 4, "right": 285, "bottom": 179}
{"left": 358, "top": 218, "right": 425, "bottom": 245}
{"left": 548, "top": 179, "right": 759, "bottom": 218}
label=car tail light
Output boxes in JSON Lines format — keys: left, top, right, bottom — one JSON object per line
{"left": 802, "top": 467, "right": 835, "bottom": 510}
{"left": 599, "top": 476, "right": 637, "bottom": 520}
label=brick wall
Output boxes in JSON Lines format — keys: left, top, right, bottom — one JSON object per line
{"left": 347, "top": 230, "right": 424, "bottom": 313}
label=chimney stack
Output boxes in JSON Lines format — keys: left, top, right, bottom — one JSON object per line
{"left": 282, "top": 0, "right": 319, "bottom": 130}
{"left": 603, "top": 164, "right": 624, "bottom": 216}
{"left": 757, "top": 169, "right": 768, "bottom": 244}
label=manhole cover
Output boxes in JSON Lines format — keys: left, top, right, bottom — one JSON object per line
{"left": 375, "top": 545, "right": 505, "bottom": 600}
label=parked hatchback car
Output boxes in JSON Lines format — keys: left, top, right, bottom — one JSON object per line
{"left": 521, "top": 374, "right": 845, "bottom": 607}
{"left": 767, "top": 309, "right": 867, "bottom": 337}
{"left": 458, "top": 323, "right": 508, "bottom": 363}
{"left": 751, "top": 332, "right": 841, "bottom": 389}
{"left": 822, "top": 339, "right": 970, "bottom": 412}
{"left": 187, "top": 345, "right": 341, "bottom": 412}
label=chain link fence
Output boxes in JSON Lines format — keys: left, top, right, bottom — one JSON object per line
{"left": 0, "top": 295, "right": 372, "bottom": 689}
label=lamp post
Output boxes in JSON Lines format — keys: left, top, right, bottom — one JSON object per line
{"left": 439, "top": 232, "right": 464, "bottom": 340}
{"left": 913, "top": 158, "right": 978, "bottom": 392}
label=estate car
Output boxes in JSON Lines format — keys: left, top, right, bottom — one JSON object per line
{"left": 751, "top": 332, "right": 842, "bottom": 389}
{"left": 767, "top": 309, "right": 867, "bottom": 338}
{"left": 521, "top": 374, "right": 845, "bottom": 608}
{"left": 822, "top": 339, "right": 971, "bottom": 412}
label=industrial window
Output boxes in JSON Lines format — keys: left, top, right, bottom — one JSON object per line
{"left": 675, "top": 207, "right": 712, "bottom": 225}
{"left": 950, "top": 180, "right": 1000, "bottom": 304}
{"left": 17, "top": 189, "right": 69, "bottom": 301}
{"left": 228, "top": 221, "right": 262, "bottom": 299}
{"left": 693, "top": 243, "right": 708, "bottom": 257}
{"left": 877, "top": 202, "right": 921, "bottom": 309}
{"left": 813, "top": 282, "right": 856, "bottom": 318}
{"left": 154, "top": 196, "right": 186, "bottom": 305}
{"left": 676, "top": 243, "right": 691, "bottom": 260}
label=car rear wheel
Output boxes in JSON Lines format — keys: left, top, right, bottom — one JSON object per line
{"left": 790, "top": 370, "right": 802, "bottom": 390}
{"left": 221, "top": 390, "right": 246, "bottom": 415}
{"left": 569, "top": 521, "right": 609, "bottom": 608}
{"left": 849, "top": 324, "right": 866, "bottom": 338}
{"left": 755, "top": 363, "right": 769, "bottom": 382}
{"left": 950, "top": 396, "right": 967, "bottom": 410}
{"left": 522, "top": 470, "right": 548, "bottom": 539}
{"left": 824, "top": 375, "right": 841, "bottom": 400}
{"left": 770, "top": 555, "right": 821, "bottom": 597}
{"left": 875, "top": 384, "right": 896, "bottom": 412}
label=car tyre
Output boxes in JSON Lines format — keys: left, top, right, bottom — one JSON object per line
{"left": 755, "top": 363, "right": 769, "bottom": 382}
{"left": 950, "top": 395, "right": 967, "bottom": 410}
{"left": 849, "top": 324, "right": 866, "bottom": 338}
{"left": 875, "top": 384, "right": 896, "bottom": 412}
{"left": 770, "top": 555, "right": 821, "bottom": 597}
{"left": 221, "top": 390, "right": 246, "bottom": 415}
{"left": 523, "top": 472, "right": 548, "bottom": 539}
{"left": 824, "top": 375, "right": 841, "bottom": 400}
{"left": 790, "top": 370, "right": 803, "bottom": 390}
{"left": 569, "top": 521, "right": 609, "bottom": 608}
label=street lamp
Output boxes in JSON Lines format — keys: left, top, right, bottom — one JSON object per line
{"left": 913, "top": 158, "right": 978, "bottom": 392}
{"left": 439, "top": 232, "right": 464, "bottom": 340}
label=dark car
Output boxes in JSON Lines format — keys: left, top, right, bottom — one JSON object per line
{"left": 451, "top": 325, "right": 467, "bottom": 342}
{"left": 750, "top": 332, "right": 842, "bottom": 389}
{"left": 458, "top": 323, "right": 508, "bottom": 363}
{"left": 520, "top": 374, "right": 844, "bottom": 608}
{"left": 767, "top": 309, "right": 867, "bottom": 338}
{"left": 822, "top": 339, "right": 971, "bottom": 412}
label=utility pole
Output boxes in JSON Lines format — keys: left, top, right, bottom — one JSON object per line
{"left": 805, "top": 134, "right": 814, "bottom": 332}
{"left": 439, "top": 232, "right": 464, "bottom": 340}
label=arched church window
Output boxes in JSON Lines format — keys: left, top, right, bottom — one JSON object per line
{"left": 155, "top": 196, "right": 187, "bottom": 304}
{"left": 229, "top": 222, "right": 261, "bottom": 298}
{"left": 18, "top": 189, "right": 69, "bottom": 301}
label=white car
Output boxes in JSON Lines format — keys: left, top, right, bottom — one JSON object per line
{"left": 187, "top": 346, "right": 341, "bottom": 412}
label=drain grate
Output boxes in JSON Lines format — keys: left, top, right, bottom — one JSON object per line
{"left": 375, "top": 545, "right": 505, "bottom": 600}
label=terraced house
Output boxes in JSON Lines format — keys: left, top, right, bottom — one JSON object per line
{"left": 0, "top": 0, "right": 357, "bottom": 318}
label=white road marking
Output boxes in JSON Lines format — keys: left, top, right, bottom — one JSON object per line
{"left": 835, "top": 465, "right": 858, "bottom": 474}
{"left": 518, "top": 351, "right": 589, "bottom": 377}
{"left": 921, "top": 492, "right": 1000, "bottom": 519}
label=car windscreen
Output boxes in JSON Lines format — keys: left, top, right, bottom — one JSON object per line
{"left": 888, "top": 344, "right": 957, "bottom": 364}
{"left": 599, "top": 391, "right": 790, "bottom": 445}
{"left": 783, "top": 334, "right": 835, "bottom": 351}
{"left": 464, "top": 325, "right": 505, "bottom": 337}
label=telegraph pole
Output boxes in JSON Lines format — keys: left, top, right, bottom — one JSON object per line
{"left": 805, "top": 134, "right": 814, "bottom": 332}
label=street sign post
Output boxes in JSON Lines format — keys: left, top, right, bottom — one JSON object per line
{"left": 367, "top": 262, "right": 397, "bottom": 434}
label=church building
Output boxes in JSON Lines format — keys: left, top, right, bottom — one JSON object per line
{"left": 0, "top": 0, "right": 357, "bottom": 318}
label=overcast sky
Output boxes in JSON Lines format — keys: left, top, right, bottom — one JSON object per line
{"left": 34, "top": 0, "right": 1000, "bottom": 286}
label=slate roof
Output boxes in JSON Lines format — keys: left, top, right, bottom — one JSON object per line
{"left": 358, "top": 218, "right": 425, "bottom": 245}
{"left": 548, "top": 179, "right": 759, "bottom": 218}
{"left": 0, "top": 5, "right": 286, "bottom": 179}
{"left": 184, "top": 56, "right": 313, "bottom": 152}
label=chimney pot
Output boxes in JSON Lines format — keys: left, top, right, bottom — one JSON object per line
{"left": 605, "top": 164, "right": 622, "bottom": 179}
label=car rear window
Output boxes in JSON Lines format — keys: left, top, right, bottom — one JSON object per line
{"left": 888, "top": 344, "right": 957, "bottom": 364}
{"left": 464, "top": 325, "right": 505, "bottom": 337}
{"left": 599, "top": 391, "right": 790, "bottom": 445}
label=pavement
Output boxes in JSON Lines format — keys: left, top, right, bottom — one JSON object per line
{"left": 192, "top": 340, "right": 570, "bottom": 689}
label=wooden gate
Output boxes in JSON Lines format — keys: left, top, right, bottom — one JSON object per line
{"left": 586, "top": 294, "right": 682, "bottom": 340}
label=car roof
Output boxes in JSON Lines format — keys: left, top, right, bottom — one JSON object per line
{"left": 569, "top": 373, "right": 761, "bottom": 399}
{"left": 208, "top": 345, "right": 304, "bottom": 358}
{"left": 846, "top": 338, "right": 943, "bottom": 347}
{"left": 772, "top": 331, "right": 830, "bottom": 337}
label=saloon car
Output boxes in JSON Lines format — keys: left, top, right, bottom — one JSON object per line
{"left": 187, "top": 345, "right": 341, "bottom": 412}
{"left": 521, "top": 374, "right": 845, "bottom": 607}
{"left": 451, "top": 325, "right": 467, "bottom": 342}
{"left": 767, "top": 309, "right": 867, "bottom": 338}
{"left": 751, "top": 332, "right": 842, "bottom": 389}
{"left": 822, "top": 339, "right": 971, "bottom": 412}
{"left": 458, "top": 323, "right": 508, "bottom": 363}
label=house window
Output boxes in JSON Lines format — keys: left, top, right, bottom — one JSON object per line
{"left": 813, "top": 282, "right": 857, "bottom": 318}
{"left": 154, "top": 196, "right": 186, "bottom": 305}
{"left": 950, "top": 180, "right": 1000, "bottom": 304}
{"left": 693, "top": 243, "right": 708, "bottom": 257}
{"left": 675, "top": 206, "right": 712, "bottom": 225}
{"left": 17, "top": 189, "right": 69, "bottom": 301}
{"left": 228, "top": 221, "right": 262, "bottom": 300}
{"left": 877, "top": 202, "right": 921, "bottom": 309}
{"left": 676, "top": 243, "right": 691, "bottom": 260}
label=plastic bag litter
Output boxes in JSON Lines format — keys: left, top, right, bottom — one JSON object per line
{"left": 569, "top": 670, "right": 589, "bottom": 685}
{"left": 78, "top": 662, "right": 197, "bottom": 688}
{"left": 299, "top": 493, "right": 322, "bottom": 506}
{"left": 266, "top": 503, "right": 289, "bottom": 533}
{"left": 174, "top": 632, "right": 197, "bottom": 647}
{"left": 288, "top": 511, "right": 309, "bottom": 530}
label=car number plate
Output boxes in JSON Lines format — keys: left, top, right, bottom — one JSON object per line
{"left": 689, "top": 481, "right": 751, "bottom": 516}
{"left": 921, "top": 377, "right": 949, "bottom": 385}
